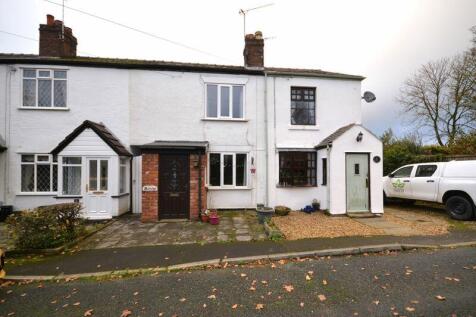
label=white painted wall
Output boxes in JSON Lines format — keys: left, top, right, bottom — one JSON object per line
{"left": 0, "top": 62, "right": 381, "bottom": 216}
{"left": 266, "top": 75, "right": 363, "bottom": 210}
{"left": 328, "top": 125, "right": 384, "bottom": 214}
{"left": 0, "top": 64, "right": 129, "bottom": 210}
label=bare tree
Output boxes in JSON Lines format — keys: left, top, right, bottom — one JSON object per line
{"left": 398, "top": 53, "right": 476, "bottom": 146}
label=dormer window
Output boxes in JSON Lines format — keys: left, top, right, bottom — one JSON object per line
{"left": 22, "top": 69, "right": 67, "bottom": 108}
{"left": 206, "top": 84, "right": 244, "bottom": 119}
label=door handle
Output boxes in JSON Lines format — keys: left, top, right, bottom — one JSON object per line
{"left": 427, "top": 180, "right": 435, "bottom": 183}
{"left": 403, "top": 180, "right": 410, "bottom": 183}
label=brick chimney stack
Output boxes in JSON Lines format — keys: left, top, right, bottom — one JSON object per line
{"left": 39, "top": 14, "right": 77, "bottom": 57}
{"left": 243, "top": 31, "right": 264, "bottom": 69}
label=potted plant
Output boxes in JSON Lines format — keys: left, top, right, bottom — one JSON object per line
{"left": 209, "top": 209, "right": 220, "bottom": 225}
{"left": 312, "top": 199, "right": 320, "bottom": 211}
{"left": 200, "top": 210, "right": 210, "bottom": 222}
{"left": 256, "top": 205, "right": 275, "bottom": 224}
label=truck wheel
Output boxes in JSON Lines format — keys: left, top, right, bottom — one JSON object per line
{"left": 445, "top": 195, "right": 474, "bottom": 220}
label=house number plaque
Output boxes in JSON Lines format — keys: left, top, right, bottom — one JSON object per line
{"left": 142, "top": 185, "right": 158, "bottom": 192}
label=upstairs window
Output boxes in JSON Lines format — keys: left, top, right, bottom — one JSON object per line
{"left": 208, "top": 153, "right": 247, "bottom": 187}
{"left": 279, "top": 151, "right": 317, "bottom": 187}
{"left": 291, "top": 87, "right": 316, "bottom": 125}
{"left": 23, "top": 69, "right": 67, "bottom": 108}
{"left": 206, "top": 84, "right": 244, "bottom": 119}
{"left": 21, "top": 154, "right": 57, "bottom": 192}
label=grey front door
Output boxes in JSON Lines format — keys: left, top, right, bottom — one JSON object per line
{"left": 346, "top": 153, "right": 370, "bottom": 212}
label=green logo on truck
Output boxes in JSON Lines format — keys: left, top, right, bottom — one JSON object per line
{"left": 392, "top": 179, "right": 405, "bottom": 192}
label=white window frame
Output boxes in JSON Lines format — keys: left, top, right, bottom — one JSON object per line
{"left": 205, "top": 84, "right": 245, "bottom": 120}
{"left": 119, "top": 157, "right": 129, "bottom": 194}
{"left": 21, "top": 68, "right": 68, "bottom": 109}
{"left": 207, "top": 152, "right": 248, "bottom": 188}
{"left": 61, "top": 156, "right": 82, "bottom": 196}
{"left": 19, "top": 154, "right": 58, "bottom": 194}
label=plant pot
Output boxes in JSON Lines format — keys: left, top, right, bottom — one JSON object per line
{"left": 201, "top": 215, "right": 209, "bottom": 223}
{"left": 209, "top": 215, "right": 220, "bottom": 225}
{"left": 256, "top": 207, "right": 274, "bottom": 224}
{"left": 312, "top": 203, "right": 320, "bottom": 211}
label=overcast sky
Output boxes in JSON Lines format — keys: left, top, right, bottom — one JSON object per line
{"left": 1, "top": 0, "right": 475, "bottom": 139}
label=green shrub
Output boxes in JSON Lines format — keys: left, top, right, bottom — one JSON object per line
{"left": 7, "top": 203, "right": 85, "bottom": 249}
{"left": 274, "top": 205, "right": 291, "bottom": 216}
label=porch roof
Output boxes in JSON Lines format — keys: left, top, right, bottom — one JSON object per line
{"left": 51, "top": 120, "right": 132, "bottom": 157}
{"left": 315, "top": 123, "right": 381, "bottom": 150}
{"left": 135, "top": 140, "right": 209, "bottom": 151}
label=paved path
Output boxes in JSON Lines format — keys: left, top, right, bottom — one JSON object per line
{"left": 6, "top": 229, "right": 476, "bottom": 276}
{"left": 77, "top": 212, "right": 266, "bottom": 249}
{"left": 2, "top": 247, "right": 476, "bottom": 316}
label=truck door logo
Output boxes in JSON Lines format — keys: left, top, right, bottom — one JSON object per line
{"left": 392, "top": 179, "right": 405, "bottom": 192}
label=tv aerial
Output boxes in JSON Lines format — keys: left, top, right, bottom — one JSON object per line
{"left": 239, "top": 3, "right": 274, "bottom": 38}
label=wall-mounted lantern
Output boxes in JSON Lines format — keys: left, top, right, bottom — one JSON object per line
{"left": 356, "top": 132, "right": 363, "bottom": 142}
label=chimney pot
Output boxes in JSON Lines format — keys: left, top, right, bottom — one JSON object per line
{"left": 47, "top": 14, "right": 54, "bottom": 26}
{"left": 243, "top": 30, "right": 264, "bottom": 69}
{"left": 39, "top": 14, "right": 77, "bottom": 57}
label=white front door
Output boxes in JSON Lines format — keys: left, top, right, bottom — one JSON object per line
{"left": 85, "top": 158, "right": 111, "bottom": 219}
{"left": 346, "top": 153, "right": 370, "bottom": 212}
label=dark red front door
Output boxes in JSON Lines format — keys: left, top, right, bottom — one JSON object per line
{"left": 159, "top": 154, "right": 189, "bottom": 219}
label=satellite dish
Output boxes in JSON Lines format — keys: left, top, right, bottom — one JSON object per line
{"left": 362, "top": 91, "right": 376, "bottom": 103}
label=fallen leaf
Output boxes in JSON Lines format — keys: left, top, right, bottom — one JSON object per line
{"left": 305, "top": 274, "right": 312, "bottom": 281}
{"left": 318, "top": 294, "right": 326, "bottom": 302}
{"left": 51, "top": 300, "right": 57, "bottom": 304}
{"left": 240, "top": 273, "right": 247, "bottom": 278}
{"left": 256, "top": 303, "right": 264, "bottom": 310}
{"left": 207, "top": 294, "right": 216, "bottom": 299}
{"left": 232, "top": 304, "right": 238, "bottom": 309}
{"left": 435, "top": 295, "right": 446, "bottom": 301}
{"left": 203, "top": 304, "right": 207, "bottom": 308}
{"left": 373, "top": 300, "right": 380, "bottom": 305}
{"left": 133, "top": 291, "right": 139, "bottom": 296}
{"left": 120, "top": 309, "right": 132, "bottom": 317}
{"left": 322, "top": 280, "right": 328, "bottom": 285}
{"left": 83, "top": 309, "right": 94, "bottom": 316}
{"left": 73, "top": 302, "right": 81, "bottom": 306}
{"left": 283, "top": 284, "right": 294, "bottom": 292}
{"left": 179, "top": 298, "right": 187, "bottom": 302}
{"left": 300, "top": 302, "right": 304, "bottom": 307}
{"left": 410, "top": 300, "right": 419, "bottom": 304}
{"left": 249, "top": 286, "right": 256, "bottom": 291}
{"left": 406, "top": 307, "right": 415, "bottom": 312}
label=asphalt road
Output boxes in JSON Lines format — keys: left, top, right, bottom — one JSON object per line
{"left": 1, "top": 247, "right": 476, "bottom": 317}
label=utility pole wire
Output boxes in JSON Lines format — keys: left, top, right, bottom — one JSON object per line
{"left": 43, "top": 0, "right": 235, "bottom": 62}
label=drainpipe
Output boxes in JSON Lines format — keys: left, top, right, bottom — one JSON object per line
{"left": 198, "top": 152, "right": 202, "bottom": 216}
{"left": 4, "top": 66, "right": 16, "bottom": 202}
{"left": 263, "top": 71, "right": 269, "bottom": 206}
{"left": 326, "top": 143, "right": 331, "bottom": 211}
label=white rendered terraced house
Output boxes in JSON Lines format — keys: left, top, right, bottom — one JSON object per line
{"left": 0, "top": 15, "right": 383, "bottom": 221}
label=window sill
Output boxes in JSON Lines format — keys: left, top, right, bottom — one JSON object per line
{"left": 288, "top": 125, "right": 319, "bottom": 131}
{"left": 276, "top": 185, "right": 317, "bottom": 188}
{"left": 206, "top": 186, "right": 252, "bottom": 190}
{"left": 19, "top": 107, "right": 70, "bottom": 111}
{"left": 17, "top": 192, "right": 57, "bottom": 196}
{"left": 54, "top": 195, "right": 82, "bottom": 199}
{"left": 202, "top": 118, "right": 248, "bottom": 122}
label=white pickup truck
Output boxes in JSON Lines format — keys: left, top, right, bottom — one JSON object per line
{"left": 383, "top": 160, "right": 476, "bottom": 220}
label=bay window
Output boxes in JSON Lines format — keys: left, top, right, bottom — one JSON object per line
{"left": 23, "top": 69, "right": 67, "bottom": 108}
{"left": 21, "top": 154, "right": 57, "bottom": 192}
{"left": 62, "top": 157, "right": 82, "bottom": 195}
{"left": 208, "top": 153, "right": 247, "bottom": 187}
{"left": 279, "top": 152, "right": 317, "bottom": 187}
{"left": 206, "top": 84, "right": 244, "bottom": 119}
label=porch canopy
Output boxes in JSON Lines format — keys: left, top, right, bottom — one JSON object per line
{"left": 132, "top": 140, "right": 208, "bottom": 154}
